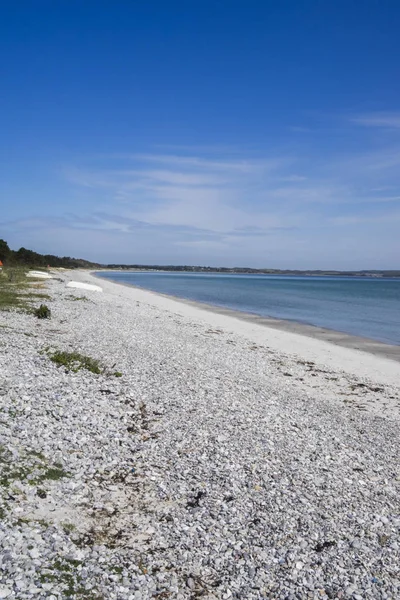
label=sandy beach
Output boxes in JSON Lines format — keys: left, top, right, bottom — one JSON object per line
{"left": 1, "top": 270, "right": 399, "bottom": 599}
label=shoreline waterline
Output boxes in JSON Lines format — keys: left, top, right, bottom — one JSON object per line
{"left": 93, "top": 271, "right": 400, "bottom": 363}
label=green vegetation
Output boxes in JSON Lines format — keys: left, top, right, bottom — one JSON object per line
{"left": 109, "top": 565, "right": 123, "bottom": 575}
{"left": 34, "top": 303, "right": 51, "bottom": 319}
{"left": 1, "top": 266, "right": 29, "bottom": 283}
{"left": 0, "top": 444, "right": 13, "bottom": 464}
{"left": 30, "top": 293, "right": 51, "bottom": 299}
{"left": 0, "top": 465, "right": 31, "bottom": 487}
{"left": 0, "top": 238, "right": 99, "bottom": 269}
{"left": 39, "top": 557, "right": 102, "bottom": 599}
{"left": 47, "top": 349, "right": 121, "bottom": 377}
{"left": 28, "top": 450, "right": 46, "bottom": 461}
{"left": 49, "top": 350, "right": 102, "bottom": 374}
{"left": 36, "top": 519, "right": 51, "bottom": 527}
{"left": 0, "top": 267, "right": 52, "bottom": 313}
{"left": 0, "top": 268, "right": 30, "bottom": 312}
{"left": 0, "top": 463, "right": 68, "bottom": 487}
{"left": 0, "top": 287, "right": 27, "bottom": 311}
{"left": 16, "top": 517, "right": 32, "bottom": 525}
{"left": 0, "top": 444, "right": 69, "bottom": 488}
{"left": 67, "top": 295, "right": 89, "bottom": 301}
{"left": 38, "top": 466, "right": 68, "bottom": 481}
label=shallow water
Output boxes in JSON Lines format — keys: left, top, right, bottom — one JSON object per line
{"left": 98, "top": 271, "right": 400, "bottom": 346}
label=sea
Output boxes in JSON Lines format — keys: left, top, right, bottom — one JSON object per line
{"left": 97, "top": 271, "right": 400, "bottom": 346}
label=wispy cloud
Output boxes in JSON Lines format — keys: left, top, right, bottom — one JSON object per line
{"left": 63, "top": 152, "right": 312, "bottom": 237}
{"left": 332, "top": 211, "right": 400, "bottom": 225}
{"left": 129, "top": 169, "right": 227, "bottom": 187}
{"left": 133, "top": 153, "right": 285, "bottom": 173}
{"left": 4, "top": 125, "right": 400, "bottom": 268}
{"left": 62, "top": 145, "right": 400, "bottom": 240}
{"left": 352, "top": 112, "right": 400, "bottom": 129}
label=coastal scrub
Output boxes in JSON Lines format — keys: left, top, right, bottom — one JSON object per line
{"left": 48, "top": 350, "right": 103, "bottom": 374}
{"left": 34, "top": 304, "right": 51, "bottom": 319}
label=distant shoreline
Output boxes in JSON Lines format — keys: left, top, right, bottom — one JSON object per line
{"left": 96, "top": 267, "right": 400, "bottom": 279}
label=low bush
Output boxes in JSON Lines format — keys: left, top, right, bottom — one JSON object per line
{"left": 35, "top": 304, "right": 51, "bottom": 319}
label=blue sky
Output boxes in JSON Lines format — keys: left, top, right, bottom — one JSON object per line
{"left": 1, "top": 0, "right": 400, "bottom": 268}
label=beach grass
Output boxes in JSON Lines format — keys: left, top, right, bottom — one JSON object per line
{"left": 0, "top": 268, "right": 51, "bottom": 312}
{"left": 48, "top": 350, "right": 103, "bottom": 374}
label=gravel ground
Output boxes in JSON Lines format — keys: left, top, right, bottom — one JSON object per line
{"left": 0, "top": 271, "right": 399, "bottom": 600}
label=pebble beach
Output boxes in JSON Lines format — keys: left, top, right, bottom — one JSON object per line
{"left": 1, "top": 270, "right": 400, "bottom": 600}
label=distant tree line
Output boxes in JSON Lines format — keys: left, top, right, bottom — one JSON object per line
{"left": 0, "top": 239, "right": 100, "bottom": 269}
{"left": 105, "top": 263, "right": 400, "bottom": 277}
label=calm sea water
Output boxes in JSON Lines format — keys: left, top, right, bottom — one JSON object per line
{"left": 97, "top": 271, "right": 400, "bottom": 346}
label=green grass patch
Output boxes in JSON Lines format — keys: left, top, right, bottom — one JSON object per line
{"left": 0, "top": 287, "right": 29, "bottom": 311}
{"left": 0, "top": 464, "right": 69, "bottom": 487}
{"left": 37, "top": 466, "right": 68, "bottom": 481}
{"left": 16, "top": 517, "right": 32, "bottom": 525}
{"left": 26, "top": 292, "right": 52, "bottom": 300}
{"left": 0, "top": 465, "right": 32, "bottom": 487}
{"left": 39, "top": 557, "right": 103, "bottom": 599}
{"left": 48, "top": 350, "right": 102, "bottom": 374}
{"left": 1, "top": 267, "right": 28, "bottom": 284}
{"left": 54, "top": 557, "right": 83, "bottom": 570}
{"left": 0, "top": 268, "right": 51, "bottom": 312}
{"left": 0, "top": 445, "right": 69, "bottom": 487}
{"left": 27, "top": 450, "right": 47, "bottom": 461}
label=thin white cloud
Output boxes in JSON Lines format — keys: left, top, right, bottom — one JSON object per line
{"left": 352, "top": 112, "right": 400, "bottom": 129}
{"left": 174, "top": 239, "right": 229, "bottom": 249}
{"left": 121, "top": 169, "right": 228, "bottom": 187}
{"left": 133, "top": 153, "right": 284, "bottom": 173}
{"left": 25, "top": 140, "right": 395, "bottom": 267}
{"left": 364, "top": 195, "right": 400, "bottom": 203}
{"left": 332, "top": 211, "right": 400, "bottom": 225}
{"left": 63, "top": 146, "right": 400, "bottom": 236}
